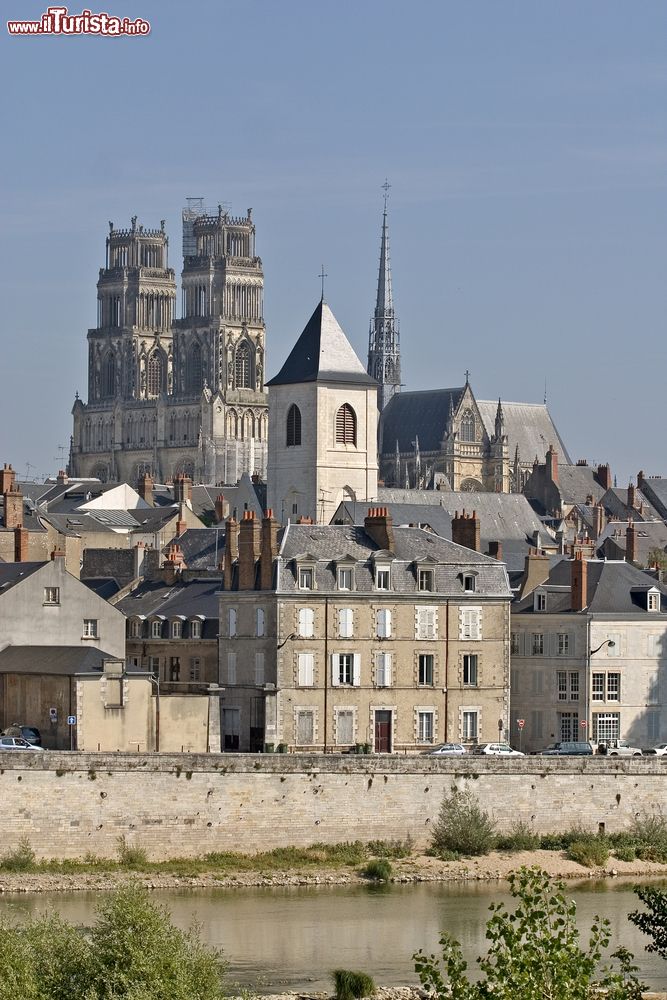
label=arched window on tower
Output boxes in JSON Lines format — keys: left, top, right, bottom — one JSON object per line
{"left": 186, "top": 343, "right": 202, "bottom": 394}
{"left": 235, "top": 342, "right": 252, "bottom": 388}
{"left": 286, "top": 404, "right": 301, "bottom": 446}
{"left": 147, "top": 351, "right": 164, "bottom": 397}
{"left": 102, "top": 352, "right": 115, "bottom": 398}
{"left": 335, "top": 404, "right": 357, "bottom": 446}
{"left": 460, "top": 409, "right": 476, "bottom": 443}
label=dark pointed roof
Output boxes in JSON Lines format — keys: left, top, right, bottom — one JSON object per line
{"left": 267, "top": 300, "right": 377, "bottom": 387}
{"left": 379, "top": 388, "right": 465, "bottom": 452}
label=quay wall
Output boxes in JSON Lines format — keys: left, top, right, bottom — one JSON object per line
{"left": 1, "top": 753, "right": 665, "bottom": 859}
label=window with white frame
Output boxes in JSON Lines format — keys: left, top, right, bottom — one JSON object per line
{"left": 297, "top": 652, "right": 314, "bottom": 686}
{"left": 557, "top": 671, "right": 567, "bottom": 701}
{"left": 557, "top": 671, "right": 580, "bottom": 701}
{"left": 375, "top": 565, "right": 391, "bottom": 591}
{"left": 418, "top": 653, "right": 434, "bottom": 686}
{"left": 130, "top": 619, "right": 142, "bottom": 638}
{"left": 255, "top": 652, "right": 265, "bottom": 686}
{"left": 535, "top": 591, "right": 546, "bottom": 611}
{"left": 171, "top": 620, "right": 182, "bottom": 639}
{"left": 559, "top": 712, "right": 579, "bottom": 742}
{"left": 557, "top": 633, "right": 570, "bottom": 655}
{"left": 336, "top": 709, "right": 354, "bottom": 745}
{"left": 592, "top": 672, "right": 620, "bottom": 702}
{"left": 418, "top": 711, "right": 434, "bottom": 743}
{"left": 592, "top": 712, "right": 620, "bottom": 742}
{"left": 334, "top": 653, "right": 354, "bottom": 685}
{"left": 228, "top": 608, "right": 237, "bottom": 637}
{"left": 463, "top": 574, "right": 476, "bottom": 593}
{"left": 296, "top": 709, "right": 314, "bottom": 746}
{"left": 337, "top": 567, "right": 353, "bottom": 591}
{"left": 648, "top": 591, "right": 661, "bottom": 612}
{"left": 298, "top": 607, "right": 314, "bottom": 638}
{"left": 418, "top": 568, "right": 434, "bottom": 592}
{"left": 298, "top": 566, "right": 314, "bottom": 590}
{"left": 227, "top": 650, "right": 236, "bottom": 685}
{"left": 190, "top": 619, "right": 202, "bottom": 639}
{"left": 462, "top": 710, "right": 478, "bottom": 741}
{"left": 256, "top": 608, "right": 265, "bottom": 637}
{"left": 83, "top": 619, "right": 98, "bottom": 638}
{"left": 606, "top": 672, "right": 620, "bottom": 701}
{"left": 592, "top": 673, "right": 605, "bottom": 701}
{"left": 511, "top": 632, "right": 520, "bottom": 655}
{"left": 647, "top": 711, "right": 661, "bottom": 742}
{"left": 462, "top": 654, "right": 478, "bottom": 686}
{"left": 169, "top": 657, "right": 180, "bottom": 681}
{"left": 460, "top": 608, "right": 481, "bottom": 641}
{"left": 338, "top": 607, "right": 353, "bottom": 638}
{"left": 189, "top": 657, "right": 201, "bottom": 681}
{"left": 376, "top": 608, "right": 392, "bottom": 638}
{"left": 44, "top": 586, "right": 60, "bottom": 605}
{"left": 569, "top": 671, "right": 580, "bottom": 700}
{"left": 416, "top": 606, "right": 437, "bottom": 640}
{"left": 149, "top": 656, "right": 160, "bottom": 674}
{"left": 375, "top": 651, "right": 392, "bottom": 687}
{"left": 532, "top": 633, "right": 544, "bottom": 655}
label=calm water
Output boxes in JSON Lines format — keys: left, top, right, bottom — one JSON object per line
{"left": 1, "top": 880, "right": 666, "bottom": 993}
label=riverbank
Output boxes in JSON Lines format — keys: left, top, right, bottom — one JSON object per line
{"left": 2, "top": 849, "right": 667, "bottom": 894}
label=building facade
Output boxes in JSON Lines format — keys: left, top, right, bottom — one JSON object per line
{"left": 70, "top": 206, "right": 268, "bottom": 485}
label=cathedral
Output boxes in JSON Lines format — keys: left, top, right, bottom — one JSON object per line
{"left": 70, "top": 205, "right": 267, "bottom": 484}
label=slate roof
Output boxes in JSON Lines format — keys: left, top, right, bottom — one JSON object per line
{"left": 42, "top": 506, "right": 180, "bottom": 536}
{"left": 0, "top": 562, "right": 44, "bottom": 594}
{"left": 514, "top": 559, "right": 667, "bottom": 616}
{"left": 637, "top": 478, "right": 667, "bottom": 520}
{"left": 276, "top": 523, "right": 510, "bottom": 598}
{"left": 379, "top": 388, "right": 464, "bottom": 453}
{"left": 162, "top": 528, "right": 225, "bottom": 570}
{"left": 0, "top": 497, "right": 47, "bottom": 533}
{"left": 596, "top": 521, "right": 667, "bottom": 565}
{"left": 553, "top": 465, "right": 605, "bottom": 505}
{"left": 600, "top": 488, "right": 660, "bottom": 521}
{"left": 116, "top": 578, "right": 221, "bottom": 637}
{"left": 477, "top": 400, "right": 571, "bottom": 465}
{"left": 0, "top": 645, "right": 114, "bottom": 674}
{"left": 267, "top": 300, "right": 376, "bottom": 387}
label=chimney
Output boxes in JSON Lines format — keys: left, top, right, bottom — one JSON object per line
{"left": 3, "top": 488, "right": 23, "bottom": 530}
{"left": 451, "top": 509, "right": 481, "bottom": 553}
{"left": 627, "top": 482, "right": 636, "bottom": 510}
{"left": 637, "top": 470, "right": 645, "bottom": 491}
{"left": 238, "top": 511, "right": 261, "bottom": 590}
{"left": 596, "top": 464, "right": 612, "bottom": 491}
{"left": 260, "top": 509, "right": 280, "bottom": 590}
{"left": 571, "top": 553, "right": 588, "bottom": 612}
{"left": 133, "top": 542, "right": 147, "bottom": 579}
{"left": 545, "top": 445, "right": 559, "bottom": 485}
{"left": 50, "top": 548, "right": 66, "bottom": 561}
{"left": 138, "top": 472, "right": 154, "bottom": 506}
{"left": 223, "top": 517, "right": 239, "bottom": 590}
{"left": 173, "top": 474, "right": 192, "bottom": 505}
{"left": 162, "top": 543, "right": 185, "bottom": 584}
{"left": 518, "top": 548, "right": 551, "bottom": 598}
{"left": 364, "top": 507, "right": 395, "bottom": 552}
{"left": 214, "top": 494, "right": 227, "bottom": 523}
{"left": 251, "top": 472, "right": 260, "bottom": 485}
{"left": 0, "top": 463, "right": 16, "bottom": 495}
{"left": 626, "top": 520, "right": 636, "bottom": 563}
{"left": 14, "top": 526, "right": 28, "bottom": 562}
{"left": 56, "top": 469, "right": 68, "bottom": 487}
{"left": 487, "top": 540, "right": 503, "bottom": 561}
{"left": 592, "top": 503, "right": 604, "bottom": 540}
{"left": 175, "top": 503, "right": 187, "bottom": 537}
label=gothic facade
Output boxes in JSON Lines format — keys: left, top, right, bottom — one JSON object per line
{"left": 70, "top": 207, "right": 267, "bottom": 484}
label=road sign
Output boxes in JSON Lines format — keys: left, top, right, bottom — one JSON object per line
{"left": 517, "top": 719, "right": 525, "bottom": 729}
{"left": 67, "top": 716, "right": 77, "bottom": 726}
{"left": 580, "top": 720, "right": 587, "bottom": 728}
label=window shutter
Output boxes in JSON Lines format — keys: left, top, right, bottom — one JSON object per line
{"left": 339, "top": 608, "right": 353, "bottom": 638}
{"left": 299, "top": 608, "right": 314, "bottom": 638}
{"left": 335, "top": 404, "right": 357, "bottom": 445}
{"left": 255, "top": 652, "right": 265, "bottom": 686}
{"left": 228, "top": 608, "right": 237, "bottom": 637}
{"left": 298, "top": 653, "right": 314, "bottom": 686}
{"left": 352, "top": 653, "right": 361, "bottom": 687}
{"left": 330, "top": 653, "right": 340, "bottom": 687}
{"left": 227, "top": 651, "right": 236, "bottom": 685}
{"left": 256, "top": 608, "right": 265, "bottom": 637}
{"left": 381, "top": 652, "right": 392, "bottom": 687}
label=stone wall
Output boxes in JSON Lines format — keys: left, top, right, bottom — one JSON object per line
{"left": 1, "top": 753, "right": 665, "bottom": 860}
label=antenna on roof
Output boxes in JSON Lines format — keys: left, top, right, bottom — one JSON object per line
{"left": 544, "top": 378, "right": 548, "bottom": 406}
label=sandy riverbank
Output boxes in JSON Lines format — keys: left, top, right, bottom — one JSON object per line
{"left": 1, "top": 849, "right": 667, "bottom": 894}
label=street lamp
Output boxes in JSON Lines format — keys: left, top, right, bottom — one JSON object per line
{"left": 585, "top": 639, "right": 616, "bottom": 744}
{"left": 277, "top": 632, "right": 297, "bottom": 651}
{"left": 590, "top": 640, "right": 615, "bottom": 655}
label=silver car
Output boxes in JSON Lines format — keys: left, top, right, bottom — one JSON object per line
{"left": 423, "top": 743, "right": 467, "bottom": 756}
{"left": 0, "top": 736, "right": 46, "bottom": 751}
{"left": 471, "top": 742, "right": 524, "bottom": 757}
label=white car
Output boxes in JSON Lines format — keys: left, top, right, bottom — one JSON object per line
{"left": 423, "top": 743, "right": 467, "bottom": 756}
{"left": 471, "top": 742, "right": 524, "bottom": 757}
{"left": 644, "top": 743, "right": 667, "bottom": 757}
{"left": 0, "top": 736, "right": 46, "bottom": 751}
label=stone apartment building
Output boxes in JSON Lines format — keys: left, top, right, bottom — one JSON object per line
{"left": 218, "top": 507, "right": 512, "bottom": 753}
{"left": 510, "top": 552, "right": 667, "bottom": 752}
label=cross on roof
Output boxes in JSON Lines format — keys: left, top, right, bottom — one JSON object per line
{"left": 382, "top": 178, "right": 391, "bottom": 210}
{"left": 465, "top": 369, "right": 471, "bottom": 384}
{"left": 318, "top": 265, "right": 328, "bottom": 300}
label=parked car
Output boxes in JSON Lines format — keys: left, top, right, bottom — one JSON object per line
{"left": 597, "top": 739, "right": 643, "bottom": 757}
{"left": 643, "top": 743, "right": 667, "bottom": 757}
{"left": 1, "top": 725, "right": 42, "bottom": 746}
{"left": 471, "top": 742, "right": 524, "bottom": 757}
{"left": 423, "top": 743, "right": 467, "bottom": 756}
{"left": 540, "top": 741, "right": 593, "bottom": 756}
{"left": 0, "top": 736, "right": 46, "bottom": 751}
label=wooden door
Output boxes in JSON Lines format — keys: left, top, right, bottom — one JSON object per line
{"left": 374, "top": 710, "right": 392, "bottom": 753}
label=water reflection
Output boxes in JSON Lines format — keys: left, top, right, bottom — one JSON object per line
{"left": 1, "top": 879, "right": 666, "bottom": 993}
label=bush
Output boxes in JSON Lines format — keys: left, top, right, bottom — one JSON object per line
{"left": 116, "top": 835, "right": 148, "bottom": 868}
{"left": 332, "top": 969, "right": 376, "bottom": 1000}
{"left": 496, "top": 821, "right": 540, "bottom": 852}
{"left": 366, "top": 837, "right": 413, "bottom": 859}
{"left": 567, "top": 837, "right": 610, "bottom": 868}
{"left": 430, "top": 787, "right": 496, "bottom": 857}
{"left": 0, "top": 836, "right": 36, "bottom": 872}
{"left": 361, "top": 858, "right": 392, "bottom": 882}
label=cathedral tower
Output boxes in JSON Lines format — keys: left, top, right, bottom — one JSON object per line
{"left": 367, "top": 184, "right": 401, "bottom": 411}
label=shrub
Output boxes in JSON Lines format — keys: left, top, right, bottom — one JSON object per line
{"left": 430, "top": 787, "right": 496, "bottom": 857}
{"left": 567, "top": 837, "right": 610, "bottom": 868}
{"left": 366, "top": 836, "right": 413, "bottom": 859}
{"left": 361, "top": 858, "right": 392, "bottom": 882}
{"left": 0, "top": 836, "right": 36, "bottom": 872}
{"left": 539, "top": 832, "right": 566, "bottom": 851}
{"left": 116, "top": 835, "right": 148, "bottom": 868}
{"left": 496, "top": 821, "right": 540, "bottom": 852}
{"left": 332, "top": 969, "right": 376, "bottom": 1000}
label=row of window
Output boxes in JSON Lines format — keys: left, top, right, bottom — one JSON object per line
{"left": 127, "top": 655, "right": 204, "bottom": 682}
{"left": 286, "top": 403, "right": 357, "bottom": 447}
{"left": 297, "top": 565, "right": 477, "bottom": 594}
{"left": 128, "top": 617, "right": 205, "bottom": 640}
{"left": 524, "top": 710, "right": 661, "bottom": 744}
{"left": 533, "top": 589, "right": 661, "bottom": 613}
{"left": 288, "top": 706, "right": 481, "bottom": 746}
{"left": 513, "top": 630, "right": 667, "bottom": 658}
{"left": 512, "top": 669, "right": 622, "bottom": 703}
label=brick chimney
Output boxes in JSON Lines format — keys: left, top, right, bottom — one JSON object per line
{"left": 223, "top": 517, "right": 239, "bottom": 590}
{"left": 214, "top": 494, "right": 226, "bottom": 523}
{"left": 571, "top": 553, "right": 588, "bottom": 612}
{"left": 175, "top": 503, "right": 188, "bottom": 537}
{"left": 487, "top": 540, "right": 503, "bottom": 561}
{"left": 637, "top": 470, "right": 645, "bottom": 491}
{"left": 3, "top": 488, "right": 23, "bottom": 529}
{"left": 51, "top": 548, "right": 66, "bottom": 561}
{"left": 364, "top": 507, "right": 395, "bottom": 552}
{"left": 626, "top": 520, "right": 637, "bottom": 563}
{"left": 518, "top": 548, "right": 551, "bottom": 598}
{"left": 451, "top": 509, "right": 481, "bottom": 553}
{"left": 0, "top": 463, "right": 16, "bottom": 495}
{"left": 238, "top": 511, "right": 261, "bottom": 590}
{"left": 596, "top": 464, "right": 612, "bottom": 491}
{"left": 260, "top": 509, "right": 280, "bottom": 590}
{"left": 14, "top": 526, "right": 28, "bottom": 562}
{"left": 591, "top": 502, "right": 604, "bottom": 540}
{"left": 627, "top": 482, "right": 636, "bottom": 510}
{"left": 138, "top": 472, "right": 154, "bottom": 506}
{"left": 56, "top": 469, "right": 68, "bottom": 487}
{"left": 173, "top": 474, "right": 193, "bottom": 505}
{"left": 545, "top": 445, "right": 559, "bottom": 485}
{"left": 162, "top": 542, "right": 186, "bottom": 584}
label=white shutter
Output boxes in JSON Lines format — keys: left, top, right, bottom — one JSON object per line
{"left": 377, "top": 652, "right": 392, "bottom": 687}
{"left": 299, "top": 608, "right": 314, "bottom": 638}
{"left": 256, "top": 608, "right": 265, "bottom": 637}
{"left": 298, "top": 652, "right": 314, "bottom": 686}
{"left": 228, "top": 608, "right": 237, "bottom": 637}
{"left": 330, "top": 653, "right": 340, "bottom": 686}
{"left": 377, "top": 608, "right": 392, "bottom": 638}
{"left": 352, "top": 653, "right": 361, "bottom": 687}
{"left": 255, "top": 652, "right": 265, "bottom": 686}
{"left": 339, "top": 608, "right": 353, "bottom": 638}
{"left": 227, "top": 650, "right": 236, "bottom": 684}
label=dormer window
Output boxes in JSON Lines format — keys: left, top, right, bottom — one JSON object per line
{"left": 648, "top": 590, "right": 661, "bottom": 612}
{"left": 418, "top": 569, "right": 434, "bottom": 592}
{"left": 463, "top": 574, "right": 476, "bottom": 594}
{"left": 337, "top": 566, "right": 354, "bottom": 591}
{"left": 190, "top": 619, "right": 202, "bottom": 639}
{"left": 171, "top": 620, "right": 182, "bottom": 639}
{"left": 535, "top": 591, "right": 546, "bottom": 612}
{"left": 375, "top": 566, "right": 391, "bottom": 591}
{"left": 299, "top": 567, "right": 314, "bottom": 590}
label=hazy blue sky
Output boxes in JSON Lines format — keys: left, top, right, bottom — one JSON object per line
{"left": 2, "top": 1, "right": 666, "bottom": 484}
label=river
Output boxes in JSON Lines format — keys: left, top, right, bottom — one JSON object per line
{"left": 1, "top": 880, "right": 666, "bottom": 993}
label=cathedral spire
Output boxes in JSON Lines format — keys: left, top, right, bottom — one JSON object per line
{"left": 494, "top": 398, "right": 505, "bottom": 439}
{"left": 367, "top": 181, "right": 401, "bottom": 411}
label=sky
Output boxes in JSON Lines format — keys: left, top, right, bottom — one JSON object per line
{"left": 1, "top": 0, "right": 666, "bottom": 484}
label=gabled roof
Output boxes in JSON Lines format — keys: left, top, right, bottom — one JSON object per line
{"left": 267, "top": 300, "right": 376, "bottom": 387}
{"left": 116, "top": 577, "right": 221, "bottom": 629}
{"left": 162, "top": 528, "right": 225, "bottom": 570}
{"left": 514, "top": 558, "right": 667, "bottom": 615}
{"left": 477, "top": 400, "right": 571, "bottom": 465}
{"left": 379, "top": 388, "right": 465, "bottom": 453}
{"left": 0, "top": 561, "right": 44, "bottom": 595}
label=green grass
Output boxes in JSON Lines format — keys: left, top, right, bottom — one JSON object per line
{"left": 496, "top": 821, "right": 540, "bottom": 852}
{"left": 332, "top": 969, "right": 376, "bottom": 1000}
{"left": 361, "top": 858, "right": 392, "bottom": 881}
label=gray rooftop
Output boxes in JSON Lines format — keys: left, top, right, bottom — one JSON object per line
{"left": 0, "top": 645, "right": 115, "bottom": 675}
{"left": 514, "top": 559, "right": 667, "bottom": 616}
{"left": 116, "top": 578, "right": 221, "bottom": 635}
{"left": 477, "top": 400, "right": 571, "bottom": 465}
{"left": 379, "top": 388, "right": 464, "bottom": 453}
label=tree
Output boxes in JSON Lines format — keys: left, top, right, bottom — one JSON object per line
{"left": 414, "top": 866, "right": 643, "bottom": 1000}
{"left": 0, "top": 885, "right": 226, "bottom": 1000}
{"left": 629, "top": 884, "right": 667, "bottom": 960}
